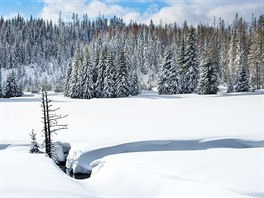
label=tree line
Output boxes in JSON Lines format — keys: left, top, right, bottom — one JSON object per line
{"left": 0, "top": 13, "right": 263, "bottom": 98}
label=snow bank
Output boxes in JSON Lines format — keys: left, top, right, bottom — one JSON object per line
{"left": 87, "top": 148, "right": 264, "bottom": 197}
{"left": 1, "top": 146, "right": 94, "bottom": 198}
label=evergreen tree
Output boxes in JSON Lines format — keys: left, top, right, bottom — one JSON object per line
{"left": 234, "top": 65, "right": 250, "bottom": 92}
{"left": 95, "top": 47, "right": 107, "bottom": 98}
{"left": 183, "top": 27, "right": 199, "bottom": 93}
{"left": 103, "top": 51, "right": 117, "bottom": 98}
{"left": 177, "top": 38, "right": 186, "bottom": 93}
{"left": 82, "top": 47, "right": 94, "bottom": 99}
{"left": 197, "top": 59, "right": 219, "bottom": 94}
{"left": 130, "top": 72, "right": 140, "bottom": 96}
{"left": 157, "top": 50, "right": 180, "bottom": 95}
{"left": 68, "top": 51, "right": 82, "bottom": 98}
{"left": 227, "top": 78, "right": 234, "bottom": 93}
{"left": 29, "top": 129, "right": 40, "bottom": 153}
{"left": 64, "top": 59, "right": 72, "bottom": 97}
{"left": 4, "top": 71, "right": 21, "bottom": 98}
{"left": 116, "top": 50, "right": 130, "bottom": 98}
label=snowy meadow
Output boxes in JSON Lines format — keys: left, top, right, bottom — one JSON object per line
{"left": 1, "top": 90, "right": 263, "bottom": 197}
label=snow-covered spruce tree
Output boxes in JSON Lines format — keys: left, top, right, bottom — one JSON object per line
{"left": 234, "top": 65, "right": 250, "bottom": 92}
{"left": 157, "top": 50, "right": 180, "bottom": 95}
{"left": 64, "top": 59, "right": 72, "bottom": 97}
{"left": 183, "top": 27, "right": 199, "bottom": 93}
{"left": 29, "top": 129, "right": 40, "bottom": 153}
{"left": 227, "top": 77, "right": 234, "bottom": 93}
{"left": 130, "top": 72, "right": 140, "bottom": 96}
{"left": 4, "top": 71, "right": 22, "bottom": 98}
{"left": 177, "top": 38, "right": 186, "bottom": 94}
{"left": 81, "top": 47, "right": 94, "bottom": 99}
{"left": 95, "top": 46, "right": 107, "bottom": 98}
{"left": 197, "top": 58, "right": 219, "bottom": 94}
{"left": 103, "top": 51, "right": 117, "bottom": 98}
{"left": 116, "top": 50, "right": 131, "bottom": 98}
{"left": 68, "top": 50, "right": 82, "bottom": 98}
{"left": 92, "top": 51, "right": 100, "bottom": 84}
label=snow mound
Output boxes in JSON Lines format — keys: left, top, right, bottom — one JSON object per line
{"left": 87, "top": 148, "right": 264, "bottom": 197}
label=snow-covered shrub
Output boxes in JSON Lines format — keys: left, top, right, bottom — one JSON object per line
{"left": 29, "top": 129, "right": 40, "bottom": 153}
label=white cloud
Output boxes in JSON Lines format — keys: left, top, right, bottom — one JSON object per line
{"left": 207, "top": 2, "right": 263, "bottom": 23}
{"left": 39, "top": 0, "right": 141, "bottom": 23}
{"left": 144, "top": 0, "right": 263, "bottom": 25}
{"left": 38, "top": 0, "right": 263, "bottom": 25}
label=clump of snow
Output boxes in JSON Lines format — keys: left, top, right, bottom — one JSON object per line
{"left": 52, "top": 144, "right": 65, "bottom": 163}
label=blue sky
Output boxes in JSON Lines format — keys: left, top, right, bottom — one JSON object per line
{"left": 0, "top": 0, "right": 263, "bottom": 24}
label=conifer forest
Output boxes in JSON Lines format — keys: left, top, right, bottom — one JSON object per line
{"left": 0, "top": 13, "right": 263, "bottom": 98}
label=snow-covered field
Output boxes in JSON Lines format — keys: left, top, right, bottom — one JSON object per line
{"left": 1, "top": 90, "right": 264, "bottom": 197}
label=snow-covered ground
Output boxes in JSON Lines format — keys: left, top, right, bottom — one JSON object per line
{"left": 1, "top": 90, "right": 263, "bottom": 197}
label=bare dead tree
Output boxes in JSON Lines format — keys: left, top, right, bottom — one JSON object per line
{"left": 41, "top": 90, "right": 68, "bottom": 158}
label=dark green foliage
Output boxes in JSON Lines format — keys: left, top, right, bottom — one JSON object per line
{"left": 64, "top": 59, "right": 72, "bottom": 96}
{"left": 95, "top": 47, "right": 107, "bottom": 98}
{"left": 116, "top": 51, "right": 131, "bottom": 98}
{"left": 130, "top": 72, "right": 140, "bottom": 96}
{"left": 197, "top": 59, "right": 219, "bottom": 94}
{"left": 177, "top": 38, "right": 186, "bottom": 94}
{"left": 227, "top": 78, "right": 234, "bottom": 93}
{"left": 103, "top": 52, "right": 117, "bottom": 98}
{"left": 68, "top": 51, "right": 82, "bottom": 98}
{"left": 183, "top": 27, "right": 199, "bottom": 93}
{"left": 235, "top": 65, "right": 250, "bottom": 92}
{"left": 82, "top": 47, "right": 95, "bottom": 99}
{"left": 4, "top": 71, "right": 23, "bottom": 98}
{"left": 158, "top": 50, "right": 180, "bottom": 95}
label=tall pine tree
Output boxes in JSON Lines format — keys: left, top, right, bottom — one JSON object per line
{"left": 4, "top": 71, "right": 21, "bottom": 98}
{"left": 103, "top": 51, "right": 117, "bottom": 98}
{"left": 116, "top": 50, "right": 130, "bottom": 98}
{"left": 95, "top": 46, "right": 107, "bottom": 98}
{"left": 197, "top": 58, "right": 219, "bottom": 94}
{"left": 234, "top": 64, "right": 250, "bottom": 92}
{"left": 158, "top": 50, "right": 180, "bottom": 95}
{"left": 82, "top": 47, "right": 94, "bottom": 99}
{"left": 183, "top": 27, "right": 199, "bottom": 93}
{"left": 68, "top": 50, "right": 82, "bottom": 98}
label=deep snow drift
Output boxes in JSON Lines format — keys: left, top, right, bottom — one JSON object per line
{"left": 1, "top": 90, "right": 263, "bottom": 197}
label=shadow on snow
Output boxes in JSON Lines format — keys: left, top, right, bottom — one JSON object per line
{"left": 71, "top": 138, "right": 264, "bottom": 172}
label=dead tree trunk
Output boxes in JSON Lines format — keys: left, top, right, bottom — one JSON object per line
{"left": 41, "top": 90, "right": 68, "bottom": 159}
{"left": 41, "top": 91, "right": 49, "bottom": 156}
